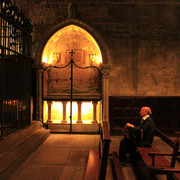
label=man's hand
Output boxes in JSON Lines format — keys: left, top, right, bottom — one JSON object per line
{"left": 126, "top": 123, "right": 134, "bottom": 128}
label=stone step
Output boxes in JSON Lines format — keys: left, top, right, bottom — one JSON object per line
{"left": 48, "top": 124, "right": 71, "bottom": 133}
{"left": 48, "top": 123, "right": 100, "bottom": 133}
{"left": 0, "top": 127, "right": 50, "bottom": 180}
{"left": 0, "top": 121, "right": 43, "bottom": 157}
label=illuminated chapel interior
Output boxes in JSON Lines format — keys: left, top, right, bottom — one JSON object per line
{"left": 41, "top": 25, "right": 102, "bottom": 125}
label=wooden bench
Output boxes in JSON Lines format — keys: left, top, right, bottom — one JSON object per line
{"left": 137, "top": 128, "right": 180, "bottom": 180}
{"left": 84, "top": 120, "right": 111, "bottom": 180}
{"left": 176, "top": 131, "right": 180, "bottom": 143}
{"left": 111, "top": 151, "right": 125, "bottom": 180}
{"left": 175, "top": 131, "right": 180, "bottom": 162}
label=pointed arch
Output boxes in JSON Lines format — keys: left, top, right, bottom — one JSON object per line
{"left": 34, "top": 18, "right": 110, "bottom": 123}
{"left": 35, "top": 18, "right": 110, "bottom": 66}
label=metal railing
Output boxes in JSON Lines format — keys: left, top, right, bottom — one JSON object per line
{"left": 0, "top": 0, "right": 33, "bottom": 139}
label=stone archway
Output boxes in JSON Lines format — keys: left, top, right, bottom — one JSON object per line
{"left": 34, "top": 18, "right": 110, "bottom": 131}
{"left": 35, "top": 18, "right": 110, "bottom": 65}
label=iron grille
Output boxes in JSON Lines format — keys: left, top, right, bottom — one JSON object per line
{"left": 0, "top": 0, "right": 33, "bottom": 139}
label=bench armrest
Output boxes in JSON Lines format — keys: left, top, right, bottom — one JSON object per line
{"left": 112, "top": 151, "right": 125, "bottom": 180}
{"left": 148, "top": 152, "right": 173, "bottom": 166}
{"left": 148, "top": 152, "right": 173, "bottom": 156}
{"left": 84, "top": 150, "right": 100, "bottom": 180}
{"left": 150, "top": 167, "right": 180, "bottom": 174}
{"left": 175, "top": 131, "right": 180, "bottom": 143}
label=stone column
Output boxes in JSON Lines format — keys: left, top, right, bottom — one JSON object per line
{"left": 77, "top": 101, "right": 82, "bottom": 123}
{"left": 35, "top": 67, "right": 43, "bottom": 121}
{"left": 30, "top": 96, "right": 33, "bottom": 124}
{"left": 47, "top": 101, "right": 52, "bottom": 123}
{"left": 92, "top": 101, "right": 98, "bottom": 123}
{"left": 100, "top": 64, "right": 110, "bottom": 122}
{"left": 62, "top": 101, "right": 67, "bottom": 124}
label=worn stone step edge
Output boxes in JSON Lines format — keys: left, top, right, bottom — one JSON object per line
{"left": 0, "top": 121, "right": 43, "bottom": 156}
{"left": 0, "top": 128, "right": 50, "bottom": 180}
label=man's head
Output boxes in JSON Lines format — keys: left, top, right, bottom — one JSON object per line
{"left": 140, "top": 106, "right": 152, "bottom": 117}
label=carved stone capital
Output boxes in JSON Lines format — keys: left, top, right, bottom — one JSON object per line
{"left": 100, "top": 64, "right": 111, "bottom": 77}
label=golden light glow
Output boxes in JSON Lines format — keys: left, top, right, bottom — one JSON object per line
{"left": 89, "top": 54, "right": 102, "bottom": 65}
{"left": 66, "top": 102, "right": 78, "bottom": 123}
{"left": 43, "top": 100, "right": 101, "bottom": 124}
{"left": 48, "top": 54, "right": 53, "bottom": 64}
{"left": 51, "top": 102, "right": 63, "bottom": 123}
{"left": 41, "top": 25, "right": 102, "bottom": 65}
{"left": 43, "top": 101, "right": 48, "bottom": 123}
{"left": 42, "top": 54, "right": 47, "bottom": 63}
{"left": 82, "top": 102, "right": 93, "bottom": 124}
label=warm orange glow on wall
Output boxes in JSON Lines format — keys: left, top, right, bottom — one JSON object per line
{"left": 89, "top": 54, "right": 102, "bottom": 65}
{"left": 41, "top": 25, "right": 102, "bottom": 65}
{"left": 43, "top": 100, "right": 101, "bottom": 124}
{"left": 51, "top": 102, "right": 63, "bottom": 123}
{"left": 43, "top": 101, "right": 48, "bottom": 123}
{"left": 82, "top": 102, "right": 93, "bottom": 123}
{"left": 66, "top": 102, "right": 78, "bottom": 123}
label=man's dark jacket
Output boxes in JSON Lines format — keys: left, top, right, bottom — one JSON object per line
{"left": 134, "top": 116, "right": 155, "bottom": 147}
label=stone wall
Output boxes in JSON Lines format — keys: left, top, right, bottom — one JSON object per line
{"left": 13, "top": 0, "right": 180, "bottom": 96}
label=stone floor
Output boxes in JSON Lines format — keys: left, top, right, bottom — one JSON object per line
{"left": 8, "top": 134, "right": 180, "bottom": 180}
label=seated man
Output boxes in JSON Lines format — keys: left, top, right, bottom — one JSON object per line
{"left": 119, "top": 106, "right": 155, "bottom": 162}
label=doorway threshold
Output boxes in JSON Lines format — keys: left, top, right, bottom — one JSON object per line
{"left": 48, "top": 123, "right": 100, "bottom": 133}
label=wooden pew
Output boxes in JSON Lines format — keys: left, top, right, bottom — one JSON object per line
{"left": 175, "top": 131, "right": 180, "bottom": 180}
{"left": 175, "top": 131, "right": 180, "bottom": 161}
{"left": 137, "top": 128, "right": 180, "bottom": 180}
{"left": 111, "top": 151, "right": 125, "bottom": 180}
{"left": 175, "top": 131, "right": 180, "bottom": 143}
{"left": 84, "top": 150, "right": 99, "bottom": 180}
{"left": 84, "top": 121, "right": 111, "bottom": 180}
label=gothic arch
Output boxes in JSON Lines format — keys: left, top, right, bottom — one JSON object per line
{"left": 34, "top": 18, "right": 110, "bottom": 123}
{"left": 35, "top": 18, "right": 110, "bottom": 66}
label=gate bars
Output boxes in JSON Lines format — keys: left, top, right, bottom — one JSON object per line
{"left": 0, "top": 0, "right": 33, "bottom": 139}
{"left": 42, "top": 50, "right": 102, "bottom": 133}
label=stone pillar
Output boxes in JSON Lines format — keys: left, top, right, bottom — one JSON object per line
{"left": 47, "top": 101, "right": 52, "bottom": 123}
{"left": 92, "top": 101, "right": 98, "bottom": 123}
{"left": 100, "top": 64, "right": 110, "bottom": 122}
{"left": 62, "top": 101, "right": 67, "bottom": 124}
{"left": 77, "top": 101, "right": 82, "bottom": 123}
{"left": 30, "top": 96, "right": 33, "bottom": 124}
{"left": 35, "top": 67, "right": 43, "bottom": 121}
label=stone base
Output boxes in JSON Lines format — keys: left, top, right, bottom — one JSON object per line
{"left": 72, "top": 124, "right": 99, "bottom": 133}
{"left": 48, "top": 123, "right": 100, "bottom": 133}
{"left": 48, "top": 124, "right": 70, "bottom": 133}
{"left": 0, "top": 121, "right": 43, "bottom": 154}
{"left": 0, "top": 121, "right": 50, "bottom": 180}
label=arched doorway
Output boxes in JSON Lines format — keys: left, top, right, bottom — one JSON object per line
{"left": 41, "top": 24, "right": 104, "bottom": 133}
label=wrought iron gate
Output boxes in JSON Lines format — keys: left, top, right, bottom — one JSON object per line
{"left": 0, "top": 0, "right": 33, "bottom": 139}
{"left": 42, "top": 51, "right": 102, "bottom": 132}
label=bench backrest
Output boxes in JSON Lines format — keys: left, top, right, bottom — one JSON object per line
{"left": 155, "top": 128, "right": 179, "bottom": 167}
{"left": 84, "top": 121, "right": 111, "bottom": 180}
{"left": 99, "top": 120, "right": 111, "bottom": 180}
{"left": 175, "top": 131, "right": 180, "bottom": 143}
